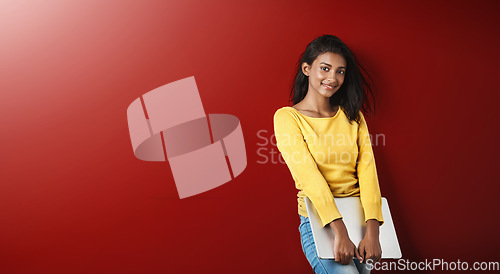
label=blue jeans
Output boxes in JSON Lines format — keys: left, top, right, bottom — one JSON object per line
{"left": 299, "top": 215, "right": 371, "bottom": 274}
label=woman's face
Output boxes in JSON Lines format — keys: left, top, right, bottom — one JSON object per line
{"left": 302, "top": 52, "right": 346, "bottom": 98}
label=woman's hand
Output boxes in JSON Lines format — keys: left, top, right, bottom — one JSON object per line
{"left": 329, "top": 219, "right": 362, "bottom": 265}
{"left": 333, "top": 234, "right": 362, "bottom": 265}
{"left": 358, "top": 219, "right": 382, "bottom": 264}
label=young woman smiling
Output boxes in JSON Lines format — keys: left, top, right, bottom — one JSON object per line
{"left": 274, "top": 35, "right": 383, "bottom": 274}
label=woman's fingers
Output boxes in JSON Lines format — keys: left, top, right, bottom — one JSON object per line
{"left": 358, "top": 242, "right": 366, "bottom": 263}
{"left": 340, "top": 250, "right": 347, "bottom": 265}
{"left": 366, "top": 252, "right": 373, "bottom": 263}
{"left": 333, "top": 235, "right": 362, "bottom": 265}
{"left": 341, "top": 249, "right": 354, "bottom": 265}
{"left": 355, "top": 247, "right": 362, "bottom": 261}
{"left": 346, "top": 252, "right": 354, "bottom": 265}
{"left": 334, "top": 250, "right": 341, "bottom": 263}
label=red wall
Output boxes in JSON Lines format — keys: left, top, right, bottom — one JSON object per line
{"left": 1, "top": 0, "right": 498, "bottom": 273}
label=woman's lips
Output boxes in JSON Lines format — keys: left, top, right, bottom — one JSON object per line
{"left": 322, "top": 83, "right": 335, "bottom": 90}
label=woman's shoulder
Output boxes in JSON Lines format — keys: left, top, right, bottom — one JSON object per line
{"left": 273, "top": 106, "right": 300, "bottom": 123}
{"left": 275, "top": 103, "right": 311, "bottom": 115}
{"left": 274, "top": 106, "right": 296, "bottom": 115}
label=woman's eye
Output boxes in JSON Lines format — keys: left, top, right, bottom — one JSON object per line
{"left": 321, "top": 67, "right": 330, "bottom": 72}
{"left": 338, "top": 70, "right": 345, "bottom": 75}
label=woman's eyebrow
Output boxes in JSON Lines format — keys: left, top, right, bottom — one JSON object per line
{"left": 320, "top": 62, "right": 346, "bottom": 69}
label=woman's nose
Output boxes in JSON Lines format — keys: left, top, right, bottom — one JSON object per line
{"left": 327, "top": 72, "right": 336, "bottom": 82}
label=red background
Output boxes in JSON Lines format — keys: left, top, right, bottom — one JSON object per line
{"left": 1, "top": 0, "right": 499, "bottom": 273}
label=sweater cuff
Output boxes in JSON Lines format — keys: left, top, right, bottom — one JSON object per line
{"left": 318, "top": 207, "right": 343, "bottom": 227}
{"left": 363, "top": 202, "right": 384, "bottom": 226}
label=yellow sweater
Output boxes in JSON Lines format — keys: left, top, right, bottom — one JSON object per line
{"left": 273, "top": 106, "right": 384, "bottom": 227}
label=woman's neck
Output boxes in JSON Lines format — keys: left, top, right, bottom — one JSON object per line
{"left": 298, "top": 89, "right": 335, "bottom": 114}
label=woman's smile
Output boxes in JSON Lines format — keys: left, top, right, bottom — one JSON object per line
{"left": 321, "top": 82, "right": 337, "bottom": 90}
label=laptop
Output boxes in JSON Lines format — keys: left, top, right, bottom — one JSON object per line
{"left": 304, "top": 196, "right": 402, "bottom": 259}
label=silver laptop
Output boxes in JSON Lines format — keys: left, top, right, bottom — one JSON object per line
{"left": 304, "top": 196, "right": 402, "bottom": 259}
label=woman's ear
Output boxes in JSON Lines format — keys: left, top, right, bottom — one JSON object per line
{"left": 301, "top": 62, "right": 310, "bottom": 77}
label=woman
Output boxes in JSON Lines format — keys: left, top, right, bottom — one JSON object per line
{"left": 273, "top": 35, "right": 384, "bottom": 274}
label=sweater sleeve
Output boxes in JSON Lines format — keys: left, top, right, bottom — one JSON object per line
{"left": 357, "top": 112, "right": 384, "bottom": 225}
{"left": 273, "top": 108, "right": 342, "bottom": 227}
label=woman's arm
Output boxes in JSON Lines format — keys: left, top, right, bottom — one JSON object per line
{"left": 273, "top": 108, "right": 342, "bottom": 227}
{"left": 356, "top": 112, "right": 384, "bottom": 224}
{"left": 356, "top": 112, "right": 384, "bottom": 263}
